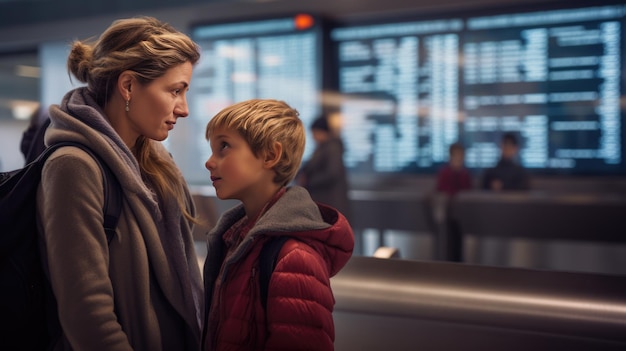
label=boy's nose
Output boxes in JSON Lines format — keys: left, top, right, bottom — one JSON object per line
{"left": 205, "top": 157, "right": 214, "bottom": 171}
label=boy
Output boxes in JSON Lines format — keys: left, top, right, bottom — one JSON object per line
{"left": 202, "top": 99, "right": 354, "bottom": 351}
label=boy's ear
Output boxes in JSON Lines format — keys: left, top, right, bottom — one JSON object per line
{"left": 263, "top": 141, "right": 282, "bottom": 169}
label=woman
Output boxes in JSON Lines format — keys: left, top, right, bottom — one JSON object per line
{"left": 37, "top": 16, "right": 203, "bottom": 350}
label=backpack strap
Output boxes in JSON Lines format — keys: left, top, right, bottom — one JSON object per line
{"left": 50, "top": 142, "right": 122, "bottom": 243}
{"left": 98, "top": 153, "right": 122, "bottom": 244}
{"left": 259, "top": 236, "right": 290, "bottom": 311}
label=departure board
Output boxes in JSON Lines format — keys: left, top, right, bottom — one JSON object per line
{"left": 166, "top": 14, "right": 324, "bottom": 184}
{"left": 331, "top": 2, "right": 626, "bottom": 175}
{"left": 332, "top": 19, "right": 464, "bottom": 172}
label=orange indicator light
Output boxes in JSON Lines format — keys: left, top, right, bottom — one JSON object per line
{"left": 294, "top": 14, "right": 314, "bottom": 30}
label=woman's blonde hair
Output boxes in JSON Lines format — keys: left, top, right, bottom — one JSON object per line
{"left": 67, "top": 16, "right": 201, "bottom": 220}
{"left": 206, "top": 99, "right": 305, "bottom": 186}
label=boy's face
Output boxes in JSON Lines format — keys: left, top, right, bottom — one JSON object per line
{"left": 205, "top": 127, "right": 274, "bottom": 201}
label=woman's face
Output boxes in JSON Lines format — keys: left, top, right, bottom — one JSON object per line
{"left": 127, "top": 61, "right": 193, "bottom": 142}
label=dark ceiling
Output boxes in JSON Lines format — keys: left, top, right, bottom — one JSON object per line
{"left": 0, "top": 0, "right": 224, "bottom": 29}
{"left": 0, "top": 0, "right": 237, "bottom": 120}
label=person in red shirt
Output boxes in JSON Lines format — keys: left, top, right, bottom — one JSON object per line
{"left": 436, "top": 142, "right": 472, "bottom": 197}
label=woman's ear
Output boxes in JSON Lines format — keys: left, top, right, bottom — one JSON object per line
{"left": 263, "top": 141, "right": 283, "bottom": 169}
{"left": 117, "top": 70, "right": 135, "bottom": 100}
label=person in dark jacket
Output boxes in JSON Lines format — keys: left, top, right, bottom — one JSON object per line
{"left": 203, "top": 99, "right": 355, "bottom": 351}
{"left": 481, "top": 132, "right": 530, "bottom": 191}
{"left": 297, "top": 113, "right": 351, "bottom": 221}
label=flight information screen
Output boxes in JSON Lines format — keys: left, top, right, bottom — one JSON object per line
{"left": 332, "top": 19, "right": 464, "bottom": 172}
{"left": 167, "top": 14, "right": 324, "bottom": 184}
{"left": 331, "top": 2, "right": 626, "bottom": 175}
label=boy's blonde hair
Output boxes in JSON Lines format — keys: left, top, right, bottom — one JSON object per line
{"left": 206, "top": 99, "right": 305, "bottom": 186}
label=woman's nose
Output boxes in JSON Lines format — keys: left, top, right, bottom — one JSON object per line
{"left": 174, "top": 99, "right": 189, "bottom": 118}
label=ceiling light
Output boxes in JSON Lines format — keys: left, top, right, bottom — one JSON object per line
{"left": 15, "top": 65, "right": 40, "bottom": 78}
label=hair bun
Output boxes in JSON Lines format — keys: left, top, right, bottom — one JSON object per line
{"left": 67, "top": 41, "right": 94, "bottom": 83}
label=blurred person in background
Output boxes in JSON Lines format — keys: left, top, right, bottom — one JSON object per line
{"left": 20, "top": 105, "right": 49, "bottom": 164}
{"left": 297, "top": 112, "right": 351, "bottom": 221}
{"left": 481, "top": 132, "right": 530, "bottom": 191}
{"left": 436, "top": 142, "right": 472, "bottom": 197}
{"left": 432, "top": 142, "right": 473, "bottom": 262}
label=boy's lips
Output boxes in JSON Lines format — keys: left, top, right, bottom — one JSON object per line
{"left": 211, "top": 176, "right": 221, "bottom": 182}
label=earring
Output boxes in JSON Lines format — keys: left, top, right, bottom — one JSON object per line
{"left": 125, "top": 100, "right": 130, "bottom": 112}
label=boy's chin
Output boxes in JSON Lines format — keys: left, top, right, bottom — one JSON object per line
{"left": 215, "top": 192, "right": 227, "bottom": 200}
{"left": 214, "top": 190, "right": 233, "bottom": 201}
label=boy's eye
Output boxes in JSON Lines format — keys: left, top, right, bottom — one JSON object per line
{"left": 220, "top": 141, "right": 230, "bottom": 150}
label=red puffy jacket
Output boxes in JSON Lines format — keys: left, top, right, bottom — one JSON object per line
{"left": 202, "top": 186, "right": 354, "bottom": 350}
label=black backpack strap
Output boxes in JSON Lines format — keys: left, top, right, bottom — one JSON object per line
{"left": 99, "top": 155, "right": 121, "bottom": 244}
{"left": 50, "top": 142, "right": 122, "bottom": 243}
{"left": 259, "top": 236, "right": 290, "bottom": 311}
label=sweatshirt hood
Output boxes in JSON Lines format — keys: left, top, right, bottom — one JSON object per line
{"left": 210, "top": 186, "right": 354, "bottom": 277}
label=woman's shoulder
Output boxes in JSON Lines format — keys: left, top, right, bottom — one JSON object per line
{"left": 43, "top": 145, "right": 102, "bottom": 177}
